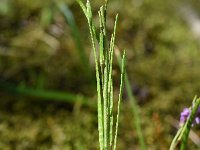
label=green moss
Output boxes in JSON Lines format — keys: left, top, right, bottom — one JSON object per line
{"left": 1, "top": 0, "right": 200, "bottom": 149}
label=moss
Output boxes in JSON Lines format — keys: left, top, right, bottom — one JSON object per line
{"left": 1, "top": 0, "right": 200, "bottom": 149}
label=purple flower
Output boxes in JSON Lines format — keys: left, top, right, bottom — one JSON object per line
{"left": 195, "top": 107, "right": 200, "bottom": 125}
{"left": 195, "top": 117, "right": 200, "bottom": 124}
{"left": 180, "top": 108, "right": 191, "bottom": 126}
{"left": 179, "top": 107, "right": 200, "bottom": 126}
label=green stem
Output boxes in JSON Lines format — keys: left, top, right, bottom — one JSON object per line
{"left": 115, "top": 49, "right": 147, "bottom": 150}
{"left": 0, "top": 81, "right": 95, "bottom": 108}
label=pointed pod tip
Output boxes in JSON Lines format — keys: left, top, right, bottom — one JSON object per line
{"left": 123, "top": 50, "right": 126, "bottom": 58}
{"left": 116, "top": 13, "right": 119, "bottom": 18}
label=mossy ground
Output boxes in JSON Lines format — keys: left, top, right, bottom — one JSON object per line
{"left": 0, "top": 0, "right": 200, "bottom": 149}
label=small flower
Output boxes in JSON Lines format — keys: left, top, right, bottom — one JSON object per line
{"left": 180, "top": 108, "right": 191, "bottom": 126}
{"left": 195, "top": 117, "right": 200, "bottom": 124}
{"left": 179, "top": 107, "right": 200, "bottom": 127}
{"left": 194, "top": 107, "right": 200, "bottom": 125}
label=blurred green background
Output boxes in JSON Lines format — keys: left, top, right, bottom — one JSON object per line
{"left": 0, "top": 0, "right": 200, "bottom": 149}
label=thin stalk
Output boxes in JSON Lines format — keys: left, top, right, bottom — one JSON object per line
{"left": 115, "top": 49, "right": 147, "bottom": 150}
{"left": 113, "top": 51, "right": 126, "bottom": 150}
{"left": 108, "top": 14, "right": 118, "bottom": 148}
{"left": 109, "top": 80, "right": 113, "bottom": 148}
{"left": 103, "top": 63, "right": 109, "bottom": 149}
{"left": 76, "top": 1, "right": 104, "bottom": 149}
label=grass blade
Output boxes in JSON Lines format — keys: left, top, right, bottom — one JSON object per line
{"left": 77, "top": 1, "right": 125, "bottom": 149}
{"left": 113, "top": 51, "right": 126, "bottom": 150}
{"left": 0, "top": 80, "right": 95, "bottom": 108}
{"left": 57, "top": 3, "right": 90, "bottom": 74}
{"left": 115, "top": 48, "right": 147, "bottom": 150}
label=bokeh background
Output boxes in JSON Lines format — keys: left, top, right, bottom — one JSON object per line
{"left": 0, "top": 0, "right": 200, "bottom": 149}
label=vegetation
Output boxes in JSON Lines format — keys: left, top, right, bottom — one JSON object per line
{"left": 0, "top": 0, "right": 200, "bottom": 149}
